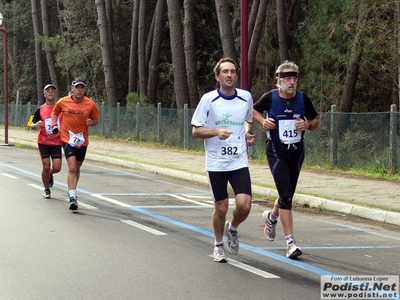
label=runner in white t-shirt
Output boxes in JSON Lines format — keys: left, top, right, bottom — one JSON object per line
{"left": 191, "top": 57, "right": 255, "bottom": 262}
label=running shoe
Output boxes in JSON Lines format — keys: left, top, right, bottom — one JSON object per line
{"left": 66, "top": 189, "right": 78, "bottom": 200}
{"left": 69, "top": 197, "right": 78, "bottom": 211}
{"left": 49, "top": 174, "right": 54, "bottom": 187}
{"left": 43, "top": 188, "right": 51, "bottom": 199}
{"left": 262, "top": 210, "right": 277, "bottom": 241}
{"left": 213, "top": 245, "right": 227, "bottom": 262}
{"left": 286, "top": 242, "right": 302, "bottom": 258}
{"left": 224, "top": 221, "right": 239, "bottom": 254}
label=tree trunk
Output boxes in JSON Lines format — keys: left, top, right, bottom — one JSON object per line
{"left": 147, "top": 0, "right": 167, "bottom": 106}
{"left": 40, "top": 0, "right": 60, "bottom": 100}
{"left": 138, "top": 0, "right": 148, "bottom": 98}
{"left": 96, "top": 0, "right": 118, "bottom": 106}
{"left": 184, "top": 0, "right": 199, "bottom": 108}
{"left": 276, "top": 0, "right": 289, "bottom": 62}
{"left": 128, "top": 0, "right": 139, "bottom": 94}
{"left": 248, "top": 0, "right": 260, "bottom": 42}
{"left": 105, "top": 0, "right": 116, "bottom": 68}
{"left": 339, "top": 4, "right": 366, "bottom": 113}
{"left": 55, "top": 0, "right": 71, "bottom": 86}
{"left": 145, "top": 10, "right": 155, "bottom": 69}
{"left": 167, "top": 0, "right": 190, "bottom": 109}
{"left": 398, "top": 0, "right": 400, "bottom": 108}
{"left": 214, "top": 0, "right": 238, "bottom": 62}
{"left": 31, "top": 0, "right": 43, "bottom": 105}
{"left": 248, "top": 0, "right": 268, "bottom": 90}
{"left": 95, "top": 0, "right": 118, "bottom": 132}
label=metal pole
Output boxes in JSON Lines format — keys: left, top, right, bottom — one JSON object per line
{"left": 331, "top": 105, "right": 337, "bottom": 167}
{"left": 183, "top": 103, "right": 188, "bottom": 149}
{"left": 389, "top": 104, "right": 398, "bottom": 172}
{"left": 157, "top": 102, "right": 162, "bottom": 143}
{"left": 240, "top": 0, "right": 248, "bottom": 90}
{"left": 0, "top": 28, "right": 8, "bottom": 144}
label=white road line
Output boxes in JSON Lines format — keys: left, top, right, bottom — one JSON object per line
{"left": 21, "top": 186, "right": 280, "bottom": 278}
{"left": 1, "top": 173, "right": 17, "bottom": 179}
{"left": 188, "top": 195, "right": 212, "bottom": 199}
{"left": 91, "top": 193, "right": 131, "bottom": 207}
{"left": 210, "top": 256, "right": 280, "bottom": 279}
{"left": 313, "top": 218, "right": 400, "bottom": 241}
{"left": 95, "top": 193, "right": 210, "bottom": 196}
{"left": 28, "top": 183, "right": 44, "bottom": 190}
{"left": 27, "top": 184, "right": 97, "bottom": 209}
{"left": 121, "top": 220, "right": 167, "bottom": 235}
{"left": 77, "top": 202, "right": 98, "bottom": 210}
{"left": 168, "top": 194, "right": 213, "bottom": 207}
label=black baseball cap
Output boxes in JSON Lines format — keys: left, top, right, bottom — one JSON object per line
{"left": 43, "top": 84, "right": 56, "bottom": 93}
{"left": 72, "top": 78, "right": 86, "bottom": 87}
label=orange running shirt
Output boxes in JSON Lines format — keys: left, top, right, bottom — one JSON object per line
{"left": 53, "top": 95, "right": 99, "bottom": 147}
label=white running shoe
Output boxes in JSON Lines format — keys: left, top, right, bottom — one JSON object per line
{"left": 262, "top": 210, "right": 277, "bottom": 241}
{"left": 286, "top": 242, "right": 302, "bottom": 258}
{"left": 213, "top": 245, "right": 227, "bottom": 262}
{"left": 224, "top": 221, "right": 239, "bottom": 254}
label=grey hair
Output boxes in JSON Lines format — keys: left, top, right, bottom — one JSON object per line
{"left": 275, "top": 60, "right": 299, "bottom": 88}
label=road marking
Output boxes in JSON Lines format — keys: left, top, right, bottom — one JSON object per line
{"left": 28, "top": 183, "right": 44, "bottom": 190}
{"left": 262, "top": 245, "right": 400, "bottom": 250}
{"left": 97, "top": 192, "right": 211, "bottom": 196}
{"left": 85, "top": 162, "right": 210, "bottom": 195}
{"left": 27, "top": 184, "right": 97, "bottom": 209}
{"left": 2, "top": 159, "right": 395, "bottom": 280}
{"left": 218, "top": 257, "right": 279, "bottom": 279}
{"left": 133, "top": 207, "right": 337, "bottom": 276}
{"left": 24, "top": 182, "right": 392, "bottom": 278}
{"left": 1, "top": 173, "right": 17, "bottom": 179}
{"left": 77, "top": 202, "right": 98, "bottom": 210}
{"left": 168, "top": 194, "right": 213, "bottom": 207}
{"left": 313, "top": 218, "right": 400, "bottom": 241}
{"left": 129, "top": 206, "right": 213, "bottom": 209}
{"left": 91, "top": 193, "right": 131, "bottom": 207}
{"left": 121, "top": 220, "right": 167, "bottom": 235}
{"left": 188, "top": 195, "right": 212, "bottom": 199}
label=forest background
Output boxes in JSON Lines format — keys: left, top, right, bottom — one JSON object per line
{"left": 0, "top": 0, "right": 398, "bottom": 114}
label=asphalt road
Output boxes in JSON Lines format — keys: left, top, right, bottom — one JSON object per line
{"left": 0, "top": 146, "right": 399, "bottom": 300}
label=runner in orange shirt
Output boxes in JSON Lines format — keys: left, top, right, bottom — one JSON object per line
{"left": 30, "top": 84, "right": 62, "bottom": 199}
{"left": 51, "top": 78, "right": 99, "bottom": 211}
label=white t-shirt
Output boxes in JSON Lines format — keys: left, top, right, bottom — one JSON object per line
{"left": 191, "top": 88, "right": 253, "bottom": 171}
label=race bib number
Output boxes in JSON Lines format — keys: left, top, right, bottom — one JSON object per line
{"left": 44, "top": 118, "right": 53, "bottom": 134}
{"left": 68, "top": 130, "right": 85, "bottom": 147}
{"left": 44, "top": 118, "right": 60, "bottom": 134}
{"left": 217, "top": 134, "right": 242, "bottom": 161}
{"left": 279, "top": 119, "right": 301, "bottom": 144}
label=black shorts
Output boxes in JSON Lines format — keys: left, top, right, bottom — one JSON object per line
{"left": 208, "top": 167, "right": 252, "bottom": 201}
{"left": 62, "top": 142, "right": 87, "bottom": 162}
{"left": 38, "top": 143, "right": 62, "bottom": 160}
